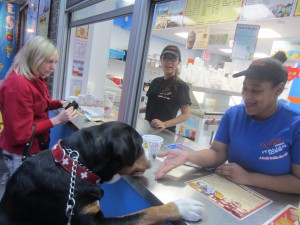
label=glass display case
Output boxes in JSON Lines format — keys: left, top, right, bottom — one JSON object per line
{"left": 178, "top": 86, "right": 242, "bottom": 147}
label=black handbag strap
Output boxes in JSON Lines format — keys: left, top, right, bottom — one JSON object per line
{"left": 22, "top": 124, "right": 36, "bottom": 161}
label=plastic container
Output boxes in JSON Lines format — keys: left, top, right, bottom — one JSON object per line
{"left": 142, "top": 135, "right": 164, "bottom": 160}
{"left": 104, "top": 91, "right": 116, "bottom": 117}
{"left": 109, "top": 49, "right": 126, "bottom": 61}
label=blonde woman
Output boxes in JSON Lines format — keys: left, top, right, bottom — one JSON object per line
{"left": 0, "top": 36, "right": 77, "bottom": 183}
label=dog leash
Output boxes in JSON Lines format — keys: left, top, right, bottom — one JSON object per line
{"left": 65, "top": 149, "right": 79, "bottom": 225}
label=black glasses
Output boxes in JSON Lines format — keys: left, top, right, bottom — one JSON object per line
{"left": 161, "top": 54, "right": 178, "bottom": 62}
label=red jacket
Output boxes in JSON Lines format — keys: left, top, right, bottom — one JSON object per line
{"left": 0, "top": 71, "right": 62, "bottom": 155}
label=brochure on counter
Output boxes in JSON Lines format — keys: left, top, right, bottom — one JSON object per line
{"left": 186, "top": 174, "right": 272, "bottom": 220}
{"left": 165, "top": 143, "right": 195, "bottom": 151}
{"left": 81, "top": 106, "right": 105, "bottom": 121}
{"left": 262, "top": 205, "right": 299, "bottom": 225}
{"left": 79, "top": 106, "right": 117, "bottom": 122}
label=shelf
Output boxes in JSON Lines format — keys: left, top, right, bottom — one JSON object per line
{"left": 191, "top": 86, "right": 241, "bottom": 96}
{"left": 109, "top": 59, "right": 163, "bottom": 70}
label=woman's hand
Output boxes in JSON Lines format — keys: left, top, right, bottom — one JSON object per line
{"left": 150, "top": 119, "right": 166, "bottom": 129}
{"left": 51, "top": 107, "right": 77, "bottom": 126}
{"left": 60, "top": 100, "right": 68, "bottom": 108}
{"left": 155, "top": 150, "right": 189, "bottom": 179}
{"left": 216, "top": 163, "right": 250, "bottom": 185}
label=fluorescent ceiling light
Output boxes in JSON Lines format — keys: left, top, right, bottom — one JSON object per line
{"left": 175, "top": 32, "right": 188, "bottom": 39}
{"left": 219, "top": 49, "right": 232, "bottom": 53}
{"left": 258, "top": 28, "right": 281, "bottom": 38}
{"left": 122, "top": 0, "right": 135, "bottom": 3}
{"left": 253, "top": 52, "right": 269, "bottom": 58}
{"left": 219, "top": 49, "right": 269, "bottom": 58}
{"left": 175, "top": 28, "right": 280, "bottom": 40}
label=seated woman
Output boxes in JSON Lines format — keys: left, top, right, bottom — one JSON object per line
{"left": 155, "top": 57, "right": 300, "bottom": 194}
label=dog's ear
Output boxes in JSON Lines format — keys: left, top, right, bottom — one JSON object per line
{"left": 110, "top": 125, "right": 144, "bottom": 166}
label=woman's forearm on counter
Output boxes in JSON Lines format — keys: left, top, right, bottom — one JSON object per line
{"left": 187, "top": 148, "right": 226, "bottom": 168}
{"left": 248, "top": 172, "right": 300, "bottom": 194}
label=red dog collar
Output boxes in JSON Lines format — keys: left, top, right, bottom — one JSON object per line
{"left": 51, "top": 141, "right": 101, "bottom": 184}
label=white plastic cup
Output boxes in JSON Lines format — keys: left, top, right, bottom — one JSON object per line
{"left": 77, "top": 94, "right": 85, "bottom": 105}
{"left": 104, "top": 91, "right": 116, "bottom": 107}
{"left": 142, "top": 135, "right": 163, "bottom": 160}
{"left": 85, "top": 94, "right": 94, "bottom": 106}
{"left": 104, "top": 105, "right": 112, "bottom": 117}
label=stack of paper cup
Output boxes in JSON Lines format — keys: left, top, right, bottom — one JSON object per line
{"left": 142, "top": 135, "right": 164, "bottom": 160}
{"left": 104, "top": 91, "right": 116, "bottom": 117}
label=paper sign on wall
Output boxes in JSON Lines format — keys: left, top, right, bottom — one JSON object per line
{"left": 271, "top": 40, "right": 300, "bottom": 59}
{"left": 184, "top": 0, "right": 243, "bottom": 25}
{"left": 231, "top": 24, "right": 260, "bottom": 60}
{"left": 241, "top": 0, "right": 295, "bottom": 20}
{"left": 186, "top": 25, "right": 210, "bottom": 50}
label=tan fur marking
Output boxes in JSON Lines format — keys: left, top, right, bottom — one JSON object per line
{"left": 118, "top": 154, "right": 150, "bottom": 175}
{"left": 82, "top": 201, "right": 101, "bottom": 215}
{"left": 126, "top": 202, "right": 181, "bottom": 225}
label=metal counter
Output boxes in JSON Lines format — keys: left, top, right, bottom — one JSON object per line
{"left": 67, "top": 113, "right": 299, "bottom": 225}
{"left": 126, "top": 117, "right": 299, "bottom": 225}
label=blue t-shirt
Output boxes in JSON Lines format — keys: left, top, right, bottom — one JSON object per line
{"left": 214, "top": 102, "right": 300, "bottom": 175}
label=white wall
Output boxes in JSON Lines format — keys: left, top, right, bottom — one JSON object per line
{"left": 86, "top": 21, "right": 113, "bottom": 98}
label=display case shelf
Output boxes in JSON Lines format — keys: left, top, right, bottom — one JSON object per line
{"left": 191, "top": 86, "right": 241, "bottom": 96}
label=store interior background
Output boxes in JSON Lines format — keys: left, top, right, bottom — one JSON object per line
{"left": 65, "top": 1, "right": 300, "bottom": 147}
{"left": 0, "top": 0, "right": 300, "bottom": 198}
{"left": 1, "top": 0, "right": 300, "bottom": 147}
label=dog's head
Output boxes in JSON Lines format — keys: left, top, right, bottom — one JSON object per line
{"left": 60, "top": 121, "right": 150, "bottom": 183}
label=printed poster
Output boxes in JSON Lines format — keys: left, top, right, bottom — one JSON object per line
{"left": 231, "top": 24, "right": 260, "bottom": 60}
{"left": 186, "top": 25, "right": 210, "bottom": 50}
{"left": 184, "top": 0, "right": 243, "bottom": 25}
{"left": 75, "top": 25, "right": 89, "bottom": 39}
{"left": 24, "top": 0, "right": 39, "bottom": 44}
{"left": 69, "top": 79, "right": 82, "bottom": 96}
{"left": 209, "top": 34, "right": 228, "bottom": 45}
{"left": 186, "top": 174, "right": 272, "bottom": 220}
{"left": 153, "top": 0, "right": 185, "bottom": 29}
{"left": 271, "top": 40, "right": 300, "bottom": 59}
{"left": 262, "top": 205, "right": 299, "bottom": 225}
{"left": 241, "top": 0, "right": 295, "bottom": 20}
{"left": 73, "top": 38, "right": 87, "bottom": 59}
{"left": 36, "top": 0, "right": 51, "bottom": 37}
{"left": 203, "top": 51, "right": 211, "bottom": 61}
{"left": 72, "top": 60, "right": 84, "bottom": 77}
{"left": 295, "top": 0, "right": 300, "bottom": 16}
{"left": 0, "top": 2, "right": 18, "bottom": 80}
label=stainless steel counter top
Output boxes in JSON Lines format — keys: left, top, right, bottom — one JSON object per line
{"left": 67, "top": 113, "right": 299, "bottom": 225}
{"left": 129, "top": 117, "right": 300, "bottom": 225}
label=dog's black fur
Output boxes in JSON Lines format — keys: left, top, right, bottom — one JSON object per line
{"left": 0, "top": 122, "right": 183, "bottom": 225}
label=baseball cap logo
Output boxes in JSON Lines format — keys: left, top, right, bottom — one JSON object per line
{"left": 250, "top": 60, "right": 266, "bottom": 68}
{"left": 167, "top": 46, "right": 178, "bottom": 51}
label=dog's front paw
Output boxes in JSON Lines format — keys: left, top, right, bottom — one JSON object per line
{"left": 173, "top": 198, "right": 205, "bottom": 221}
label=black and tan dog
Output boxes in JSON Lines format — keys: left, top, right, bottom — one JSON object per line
{"left": 0, "top": 121, "right": 204, "bottom": 225}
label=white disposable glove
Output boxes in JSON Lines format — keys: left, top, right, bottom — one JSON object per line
{"left": 173, "top": 198, "right": 205, "bottom": 222}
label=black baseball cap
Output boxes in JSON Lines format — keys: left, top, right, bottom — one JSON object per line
{"left": 232, "top": 58, "right": 288, "bottom": 84}
{"left": 161, "top": 45, "right": 181, "bottom": 61}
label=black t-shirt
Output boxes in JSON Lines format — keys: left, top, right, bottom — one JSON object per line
{"left": 145, "top": 76, "right": 191, "bottom": 132}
